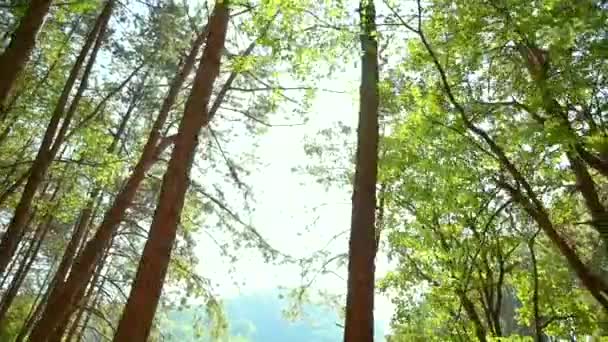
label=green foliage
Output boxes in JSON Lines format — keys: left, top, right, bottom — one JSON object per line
{"left": 1, "top": 0, "right": 607, "bottom": 340}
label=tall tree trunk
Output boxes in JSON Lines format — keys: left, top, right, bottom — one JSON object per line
{"left": 113, "top": 3, "right": 230, "bottom": 340}
{"left": 0, "top": 176, "right": 64, "bottom": 324}
{"left": 34, "top": 78, "right": 141, "bottom": 329}
{"left": 461, "top": 292, "right": 488, "bottom": 342}
{"left": 66, "top": 241, "right": 112, "bottom": 342}
{"left": 343, "top": 1, "right": 379, "bottom": 341}
{"left": 0, "top": 179, "right": 50, "bottom": 291}
{"left": 52, "top": 233, "right": 115, "bottom": 342}
{"left": 14, "top": 256, "right": 56, "bottom": 342}
{"left": 0, "top": 0, "right": 113, "bottom": 277}
{"left": 528, "top": 235, "right": 543, "bottom": 342}
{"left": 0, "top": 0, "right": 53, "bottom": 107}
{"left": 0, "top": 137, "right": 34, "bottom": 208}
{"left": 0, "top": 215, "right": 50, "bottom": 324}
{"left": 28, "top": 25, "right": 208, "bottom": 341}
{"left": 44, "top": 83, "right": 142, "bottom": 341}
{"left": 503, "top": 183, "right": 608, "bottom": 308}
{"left": 517, "top": 43, "right": 608, "bottom": 247}
{"left": 0, "top": 238, "right": 25, "bottom": 291}
{"left": 567, "top": 152, "right": 608, "bottom": 242}
{"left": 0, "top": 17, "right": 79, "bottom": 125}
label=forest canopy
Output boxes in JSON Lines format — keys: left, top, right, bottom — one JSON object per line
{"left": 0, "top": 0, "right": 607, "bottom": 341}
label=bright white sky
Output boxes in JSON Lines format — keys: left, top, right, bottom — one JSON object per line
{"left": 180, "top": 0, "right": 395, "bottom": 337}
{"left": 194, "top": 69, "right": 395, "bottom": 332}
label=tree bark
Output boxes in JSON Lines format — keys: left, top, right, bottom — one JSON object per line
{"left": 0, "top": 178, "right": 64, "bottom": 325}
{"left": 461, "top": 292, "right": 488, "bottom": 342}
{"left": 31, "top": 75, "right": 142, "bottom": 333}
{"left": 0, "top": 17, "right": 79, "bottom": 125}
{"left": 528, "top": 236, "right": 543, "bottom": 342}
{"left": 45, "top": 80, "right": 144, "bottom": 342}
{"left": 67, "top": 242, "right": 111, "bottom": 342}
{"left": 0, "top": 0, "right": 53, "bottom": 108}
{"left": 517, "top": 42, "right": 608, "bottom": 246}
{"left": 567, "top": 152, "right": 608, "bottom": 242}
{"left": 14, "top": 255, "right": 56, "bottom": 342}
{"left": 343, "top": 1, "right": 379, "bottom": 341}
{"left": 0, "top": 215, "right": 50, "bottom": 324}
{"left": 0, "top": 0, "right": 113, "bottom": 277}
{"left": 113, "top": 3, "right": 230, "bottom": 340}
{"left": 28, "top": 24, "right": 209, "bottom": 341}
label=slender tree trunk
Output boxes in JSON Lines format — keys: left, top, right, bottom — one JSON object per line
{"left": 38, "top": 80, "right": 140, "bottom": 324}
{"left": 528, "top": 236, "right": 543, "bottom": 342}
{"left": 42, "top": 83, "right": 142, "bottom": 342}
{"left": 19, "top": 196, "right": 99, "bottom": 340}
{"left": 0, "top": 177, "right": 64, "bottom": 324}
{"left": 68, "top": 242, "right": 111, "bottom": 342}
{"left": 0, "top": 180, "right": 49, "bottom": 291}
{"left": 0, "top": 17, "right": 79, "bottom": 125}
{"left": 503, "top": 183, "right": 608, "bottom": 308}
{"left": 0, "top": 1, "right": 113, "bottom": 277}
{"left": 518, "top": 43, "right": 608, "bottom": 245}
{"left": 0, "top": 0, "right": 53, "bottom": 107}
{"left": 461, "top": 292, "right": 488, "bottom": 342}
{"left": 493, "top": 258, "right": 505, "bottom": 337}
{"left": 64, "top": 298, "right": 88, "bottom": 342}
{"left": 113, "top": 3, "right": 230, "bottom": 340}
{"left": 28, "top": 25, "right": 208, "bottom": 341}
{"left": 567, "top": 152, "right": 608, "bottom": 245}
{"left": 52, "top": 234, "right": 114, "bottom": 342}
{"left": 0, "top": 238, "right": 25, "bottom": 290}
{"left": 14, "top": 256, "right": 56, "bottom": 342}
{"left": 343, "top": 1, "right": 379, "bottom": 342}
{"left": 0, "top": 137, "right": 34, "bottom": 208}
{"left": 0, "top": 216, "right": 50, "bottom": 324}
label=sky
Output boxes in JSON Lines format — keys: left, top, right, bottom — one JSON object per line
{"left": 193, "top": 69, "right": 395, "bottom": 334}
{"left": 178, "top": 0, "right": 396, "bottom": 338}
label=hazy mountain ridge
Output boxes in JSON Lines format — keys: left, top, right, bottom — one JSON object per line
{"left": 162, "top": 292, "right": 386, "bottom": 341}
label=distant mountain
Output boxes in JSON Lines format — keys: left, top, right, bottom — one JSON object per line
{"left": 162, "top": 292, "right": 385, "bottom": 341}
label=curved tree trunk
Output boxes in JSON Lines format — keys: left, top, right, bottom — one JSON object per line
{"left": 343, "top": 1, "right": 380, "bottom": 342}
{"left": 113, "top": 2, "right": 230, "bottom": 340}
{"left": 0, "top": 0, "right": 53, "bottom": 108}
{"left": 28, "top": 24, "right": 209, "bottom": 341}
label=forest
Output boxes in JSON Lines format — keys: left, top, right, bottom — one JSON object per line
{"left": 0, "top": 0, "right": 607, "bottom": 341}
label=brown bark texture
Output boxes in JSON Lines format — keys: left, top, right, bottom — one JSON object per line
{"left": 0, "top": 0, "right": 52, "bottom": 107}
{"left": 343, "top": 1, "right": 380, "bottom": 341}
{"left": 461, "top": 292, "right": 488, "bottom": 342}
{"left": 0, "top": 0, "right": 112, "bottom": 278}
{"left": 113, "top": 2, "right": 230, "bottom": 340}
{"left": 27, "top": 22, "right": 209, "bottom": 341}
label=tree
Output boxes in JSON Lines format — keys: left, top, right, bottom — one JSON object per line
{"left": 26, "top": 16, "right": 208, "bottom": 342}
{"left": 343, "top": 0, "right": 380, "bottom": 341}
{"left": 113, "top": 1, "right": 231, "bottom": 339}
{"left": 0, "top": 0, "right": 53, "bottom": 108}
{"left": 0, "top": 0, "right": 115, "bottom": 277}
